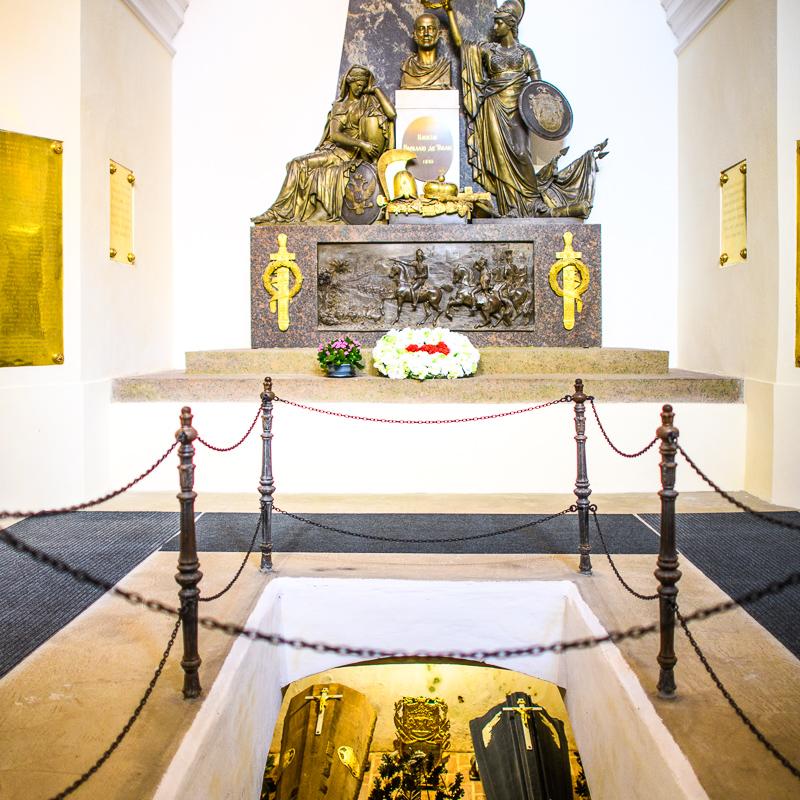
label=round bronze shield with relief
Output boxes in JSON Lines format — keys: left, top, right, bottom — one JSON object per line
{"left": 519, "top": 80, "right": 573, "bottom": 141}
{"left": 341, "top": 162, "right": 382, "bottom": 225}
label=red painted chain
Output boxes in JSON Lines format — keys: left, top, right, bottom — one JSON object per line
{"left": 588, "top": 398, "right": 659, "bottom": 458}
{"left": 197, "top": 406, "right": 261, "bottom": 452}
{"left": 274, "top": 394, "right": 572, "bottom": 424}
{"left": 0, "top": 441, "right": 177, "bottom": 520}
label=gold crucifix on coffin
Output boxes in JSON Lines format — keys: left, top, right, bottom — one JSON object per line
{"left": 304, "top": 687, "right": 344, "bottom": 735}
{"left": 501, "top": 697, "right": 544, "bottom": 750}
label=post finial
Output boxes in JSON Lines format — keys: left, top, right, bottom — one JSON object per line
{"left": 657, "top": 404, "right": 678, "bottom": 442}
{"left": 262, "top": 376, "right": 275, "bottom": 402}
{"left": 177, "top": 406, "right": 197, "bottom": 443}
{"left": 572, "top": 378, "right": 586, "bottom": 403}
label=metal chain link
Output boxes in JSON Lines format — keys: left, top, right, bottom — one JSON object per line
{"left": 274, "top": 394, "right": 572, "bottom": 424}
{"left": 273, "top": 505, "right": 576, "bottom": 544}
{"left": 588, "top": 398, "right": 659, "bottom": 458}
{"left": 2, "top": 521, "right": 799, "bottom": 660}
{"left": 677, "top": 444, "right": 800, "bottom": 532}
{"left": 0, "top": 441, "right": 177, "bottom": 521}
{"left": 590, "top": 506, "right": 659, "bottom": 600}
{"left": 197, "top": 406, "right": 262, "bottom": 452}
{"left": 675, "top": 606, "right": 800, "bottom": 781}
{"left": 48, "top": 616, "right": 182, "bottom": 800}
{"left": 199, "top": 518, "right": 262, "bottom": 603}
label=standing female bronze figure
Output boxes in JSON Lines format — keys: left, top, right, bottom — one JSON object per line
{"left": 430, "top": 0, "right": 607, "bottom": 219}
{"left": 431, "top": 0, "right": 539, "bottom": 216}
{"left": 253, "top": 65, "right": 396, "bottom": 224}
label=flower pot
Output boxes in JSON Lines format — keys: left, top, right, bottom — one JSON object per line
{"left": 326, "top": 363, "right": 356, "bottom": 378}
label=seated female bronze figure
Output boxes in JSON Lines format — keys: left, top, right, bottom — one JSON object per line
{"left": 253, "top": 65, "right": 396, "bottom": 224}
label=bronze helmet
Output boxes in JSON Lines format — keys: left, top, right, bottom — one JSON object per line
{"left": 494, "top": 0, "right": 524, "bottom": 24}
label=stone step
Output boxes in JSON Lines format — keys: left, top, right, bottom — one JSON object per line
{"left": 113, "top": 369, "right": 742, "bottom": 404}
{"left": 185, "top": 346, "right": 670, "bottom": 376}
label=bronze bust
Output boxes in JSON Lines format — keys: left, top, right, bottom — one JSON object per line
{"left": 399, "top": 13, "right": 452, "bottom": 90}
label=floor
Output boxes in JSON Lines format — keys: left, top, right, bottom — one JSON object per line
{"left": 0, "top": 492, "right": 797, "bottom": 800}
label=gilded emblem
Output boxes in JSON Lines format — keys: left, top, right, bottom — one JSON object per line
{"left": 530, "top": 88, "right": 564, "bottom": 133}
{"left": 393, "top": 696, "right": 451, "bottom": 765}
{"left": 549, "top": 231, "right": 590, "bottom": 331}
{"left": 337, "top": 745, "right": 362, "bottom": 780}
{"left": 262, "top": 234, "right": 303, "bottom": 332}
{"left": 344, "top": 169, "right": 377, "bottom": 216}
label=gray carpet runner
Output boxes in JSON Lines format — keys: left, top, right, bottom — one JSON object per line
{"left": 0, "top": 512, "right": 178, "bottom": 678}
{"left": 0, "top": 510, "right": 797, "bottom": 677}
{"left": 641, "top": 511, "right": 800, "bottom": 659}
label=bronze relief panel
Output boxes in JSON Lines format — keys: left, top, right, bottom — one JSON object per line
{"left": 317, "top": 241, "right": 534, "bottom": 331}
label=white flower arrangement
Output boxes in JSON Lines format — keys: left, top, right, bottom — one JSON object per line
{"left": 372, "top": 327, "right": 480, "bottom": 380}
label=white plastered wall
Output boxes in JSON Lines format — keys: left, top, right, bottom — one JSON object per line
{"left": 676, "top": 0, "right": 800, "bottom": 506}
{"left": 171, "top": 0, "right": 678, "bottom": 360}
{"left": 0, "top": 0, "right": 174, "bottom": 508}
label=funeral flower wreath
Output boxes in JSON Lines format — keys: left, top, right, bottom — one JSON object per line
{"left": 372, "top": 327, "right": 480, "bottom": 380}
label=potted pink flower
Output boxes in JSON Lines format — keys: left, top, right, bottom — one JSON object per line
{"left": 317, "top": 336, "right": 365, "bottom": 378}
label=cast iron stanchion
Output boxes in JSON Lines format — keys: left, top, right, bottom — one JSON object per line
{"left": 655, "top": 404, "right": 681, "bottom": 698}
{"left": 258, "top": 377, "right": 275, "bottom": 572}
{"left": 572, "top": 378, "right": 593, "bottom": 574}
{"left": 175, "top": 406, "right": 202, "bottom": 698}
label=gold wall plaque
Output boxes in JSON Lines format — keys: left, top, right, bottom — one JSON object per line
{"left": 796, "top": 142, "right": 799, "bottom": 368}
{"left": 109, "top": 159, "right": 135, "bottom": 265}
{"left": 720, "top": 159, "right": 747, "bottom": 267}
{"left": 0, "top": 129, "right": 64, "bottom": 368}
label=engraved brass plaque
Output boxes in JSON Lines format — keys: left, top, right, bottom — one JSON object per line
{"left": 720, "top": 159, "right": 747, "bottom": 267}
{"left": 109, "top": 159, "right": 135, "bottom": 265}
{"left": 0, "top": 129, "right": 64, "bottom": 367}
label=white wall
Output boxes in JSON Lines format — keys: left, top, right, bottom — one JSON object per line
{"left": 172, "top": 0, "right": 678, "bottom": 360}
{"left": 676, "top": 0, "right": 800, "bottom": 505}
{"left": 771, "top": 0, "right": 800, "bottom": 506}
{"left": 0, "top": 0, "right": 174, "bottom": 508}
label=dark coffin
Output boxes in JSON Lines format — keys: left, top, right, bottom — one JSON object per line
{"left": 469, "top": 691, "right": 573, "bottom": 800}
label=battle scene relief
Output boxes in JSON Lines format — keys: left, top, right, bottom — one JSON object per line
{"left": 317, "top": 242, "right": 535, "bottom": 331}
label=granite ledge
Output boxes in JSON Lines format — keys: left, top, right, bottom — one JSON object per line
{"left": 113, "top": 370, "right": 742, "bottom": 404}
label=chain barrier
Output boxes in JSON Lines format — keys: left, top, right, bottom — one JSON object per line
{"left": 587, "top": 398, "right": 659, "bottom": 459}
{"left": 590, "top": 506, "right": 659, "bottom": 601}
{"left": 197, "top": 406, "right": 262, "bottom": 452}
{"left": 274, "top": 394, "right": 572, "bottom": 425}
{"left": 675, "top": 606, "right": 800, "bottom": 781}
{"left": 677, "top": 444, "right": 800, "bottom": 533}
{"left": 273, "top": 505, "right": 576, "bottom": 544}
{"left": 2, "top": 521, "right": 799, "bottom": 661}
{"left": 0, "top": 441, "right": 177, "bottom": 521}
{"left": 48, "top": 616, "right": 182, "bottom": 800}
{"left": 199, "top": 518, "right": 262, "bottom": 603}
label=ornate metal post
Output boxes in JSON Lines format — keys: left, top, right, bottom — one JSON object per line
{"left": 655, "top": 404, "right": 681, "bottom": 699}
{"left": 572, "top": 378, "right": 592, "bottom": 575}
{"left": 175, "top": 406, "right": 202, "bottom": 699}
{"left": 259, "top": 377, "right": 276, "bottom": 572}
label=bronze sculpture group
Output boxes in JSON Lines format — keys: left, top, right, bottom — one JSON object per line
{"left": 252, "top": 0, "right": 608, "bottom": 225}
